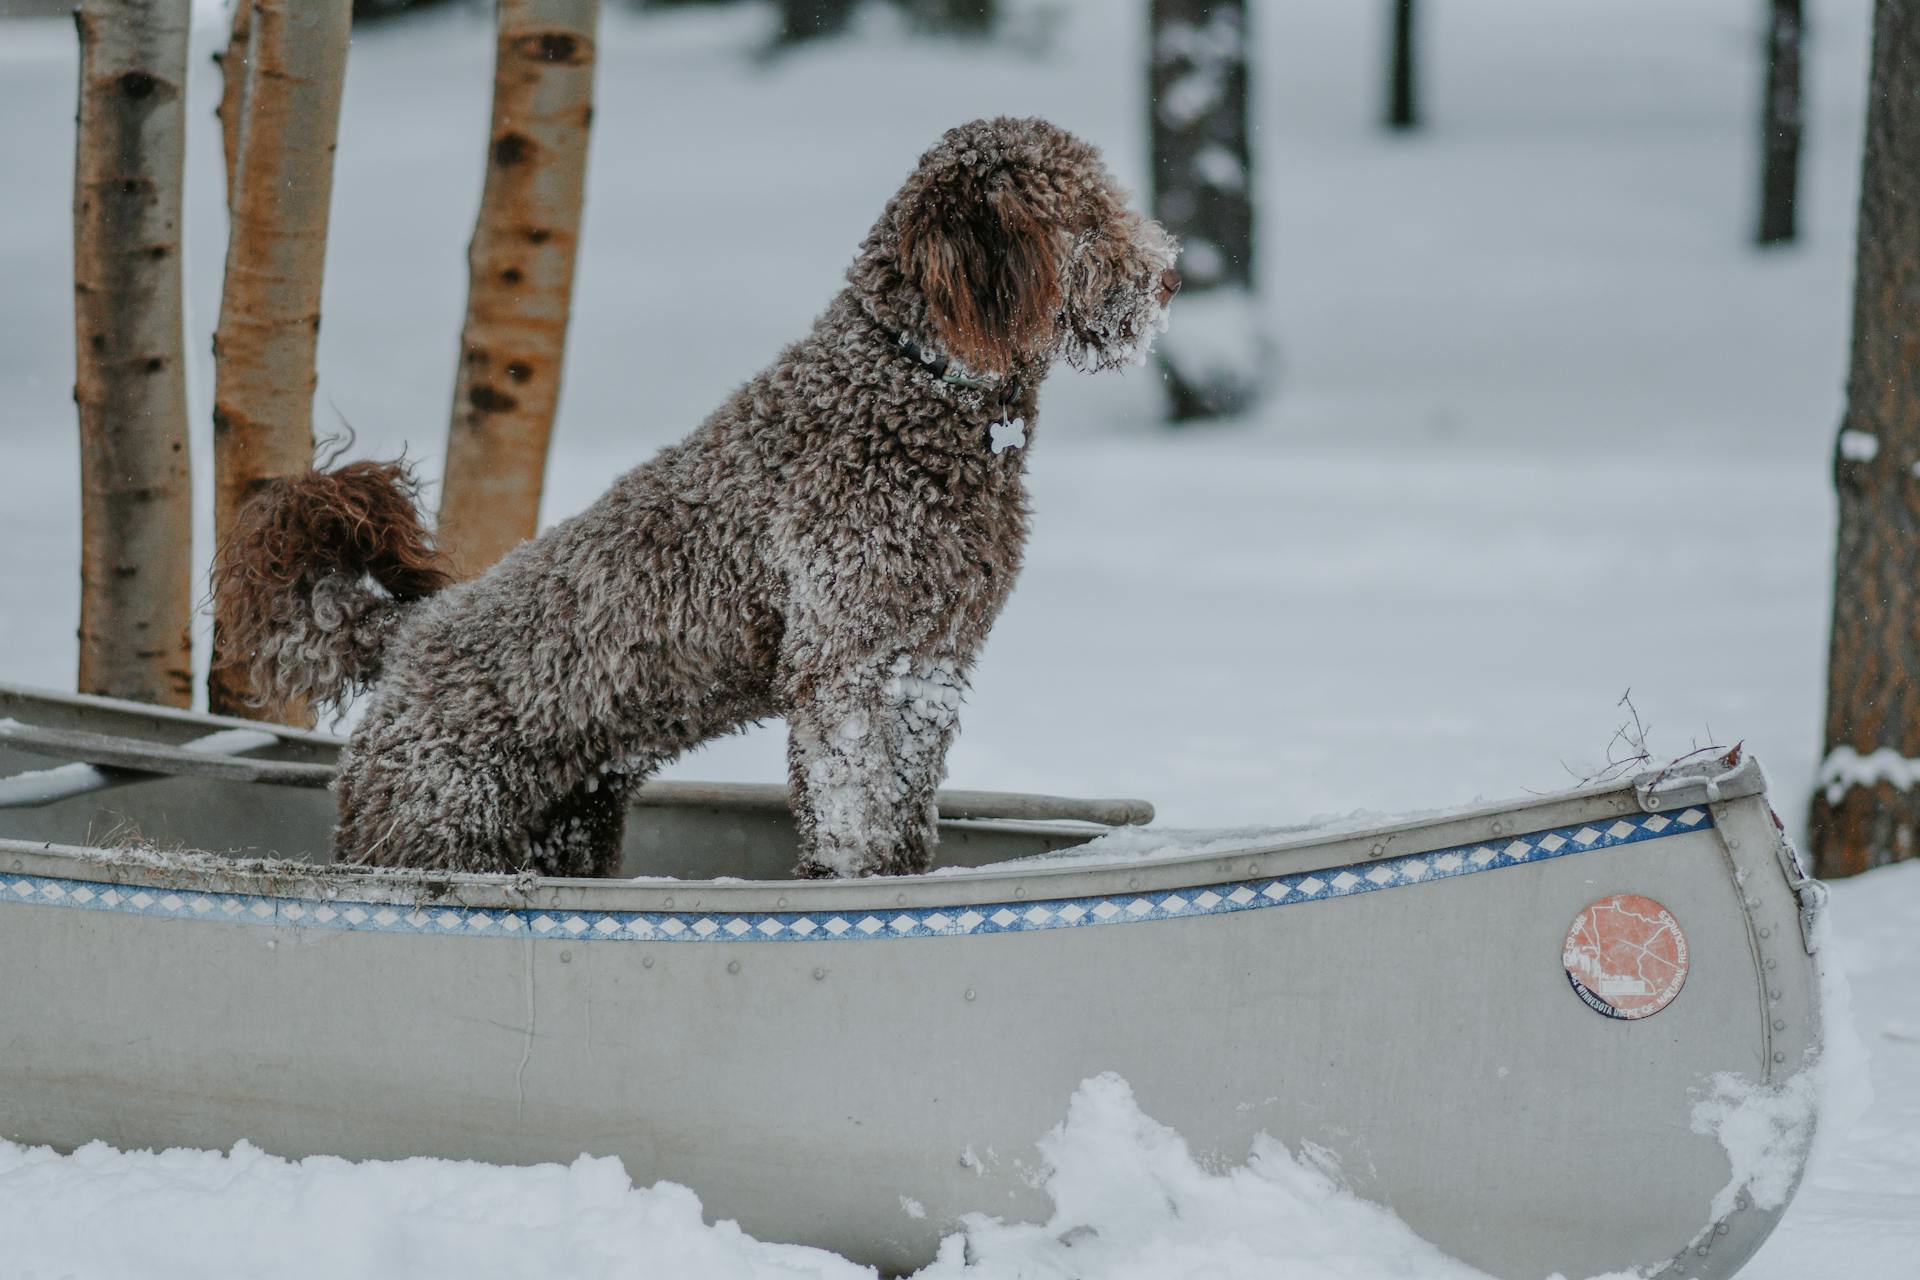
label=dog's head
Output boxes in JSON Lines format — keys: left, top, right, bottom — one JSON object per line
{"left": 855, "top": 117, "right": 1179, "bottom": 375}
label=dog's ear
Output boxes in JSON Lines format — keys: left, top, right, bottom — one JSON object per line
{"left": 899, "top": 172, "right": 1062, "bottom": 374}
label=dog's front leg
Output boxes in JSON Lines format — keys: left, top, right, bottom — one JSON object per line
{"left": 787, "top": 654, "right": 963, "bottom": 878}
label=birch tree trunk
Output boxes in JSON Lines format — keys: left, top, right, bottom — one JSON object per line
{"left": 214, "top": 0, "right": 251, "bottom": 213}
{"left": 73, "top": 0, "right": 196, "bottom": 708}
{"left": 208, "top": 0, "right": 351, "bottom": 720}
{"left": 1386, "top": 0, "right": 1418, "bottom": 130}
{"left": 1809, "top": 0, "right": 1920, "bottom": 877}
{"left": 1756, "top": 0, "right": 1804, "bottom": 246}
{"left": 1150, "top": 0, "right": 1264, "bottom": 422}
{"left": 439, "top": 0, "right": 600, "bottom": 577}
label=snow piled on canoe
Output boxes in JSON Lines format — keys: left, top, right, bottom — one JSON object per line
{"left": 1688, "top": 870, "right": 1875, "bottom": 1232}
{"left": 0, "top": 1075, "right": 1485, "bottom": 1280}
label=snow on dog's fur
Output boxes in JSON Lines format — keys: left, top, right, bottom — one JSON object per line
{"left": 212, "top": 117, "right": 1178, "bottom": 878}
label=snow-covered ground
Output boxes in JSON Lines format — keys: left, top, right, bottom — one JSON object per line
{"left": 1, "top": 0, "right": 1914, "bottom": 1275}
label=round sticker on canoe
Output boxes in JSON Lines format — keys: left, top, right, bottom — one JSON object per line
{"left": 1563, "top": 894, "right": 1689, "bottom": 1019}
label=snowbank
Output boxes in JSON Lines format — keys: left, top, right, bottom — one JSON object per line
{"left": 0, "top": 1139, "right": 868, "bottom": 1280}
{"left": 0, "top": 1074, "right": 1489, "bottom": 1280}
{"left": 918, "top": 1074, "right": 1487, "bottom": 1280}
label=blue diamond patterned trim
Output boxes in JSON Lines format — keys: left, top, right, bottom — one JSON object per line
{"left": 2, "top": 807, "right": 1709, "bottom": 942}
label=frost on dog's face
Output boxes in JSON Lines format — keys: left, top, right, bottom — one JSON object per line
{"left": 1057, "top": 192, "right": 1180, "bottom": 373}
{"left": 868, "top": 117, "right": 1179, "bottom": 376}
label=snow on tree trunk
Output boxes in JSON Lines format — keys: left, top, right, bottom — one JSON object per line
{"left": 214, "top": 0, "right": 251, "bottom": 215}
{"left": 439, "top": 0, "right": 600, "bottom": 578}
{"left": 207, "top": 0, "right": 351, "bottom": 722}
{"left": 1757, "top": 0, "right": 1804, "bottom": 246}
{"left": 1149, "top": 0, "right": 1266, "bottom": 422}
{"left": 72, "top": 0, "right": 195, "bottom": 708}
{"left": 1810, "top": 0, "right": 1920, "bottom": 877}
{"left": 1386, "top": 0, "right": 1418, "bottom": 130}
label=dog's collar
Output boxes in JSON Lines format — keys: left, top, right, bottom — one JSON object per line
{"left": 893, "top": 327, "right": 1027, "bottom": 456}
{"left": 894, "top": 329, "right": 1001, "bottom": 392}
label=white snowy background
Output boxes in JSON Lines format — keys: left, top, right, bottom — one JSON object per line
{"left": 0, "top": 0, "right": 1916, "bottom": 1275}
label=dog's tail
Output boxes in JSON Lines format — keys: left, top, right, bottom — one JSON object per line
{"left": 211, "top": 459, "right": 451, "bottom": 715}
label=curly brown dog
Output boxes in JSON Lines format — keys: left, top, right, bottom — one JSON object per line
{"left": 213, "top": 116, "right": 1179, "bottom": 879}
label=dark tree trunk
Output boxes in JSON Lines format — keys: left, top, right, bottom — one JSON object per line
{"left": 778, "top": 0, "right": 856, "bottom": 43}
{"left": 1386, "top": 0, "right": 1418, "bottom": 130}
{"left": 72, "top": 0, "right": 195, "bottom": 708}
{"left": 1149, "top": 0, "right": 1263, "bottom": 422}
{"left": 1810, "top": 0, "right": 1920, "bottom": 877}
{"left": 902, "top": 0, "right": 995, "bottom": 36}
{"left": 1757, "top": 0, "right": 1804, "bottom": 245}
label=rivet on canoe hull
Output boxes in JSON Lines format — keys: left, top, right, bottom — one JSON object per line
{"left": 1773, "top": 1019, "right": 1786, "bottom": 1031}
{"left": 812, "top": 967, "right": 826, "bottom": 981}
{"left": 964, "top": 989, "right": 976, "bottom": 1002}
{"left": 642, "top": 955, "right": 655, "bottom": 969}
{"left": 1758, "top": 927, "right": 1771, "bottom": 939}
{"left": 727, "top": 960, "right": 741, "bottom": 975}
{"left": 559, "top": 950, "right": 572, "bottom": 964}
{"left": 1770, "top": 988, "right": 1782, "bottom": 1001}
{"left": 1773, "top": 1051, "right": 1786, "bottom": 1064}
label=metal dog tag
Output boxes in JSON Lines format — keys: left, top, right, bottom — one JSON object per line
{"left": 989, "top": 416, "right": 1026, "bottom": 455}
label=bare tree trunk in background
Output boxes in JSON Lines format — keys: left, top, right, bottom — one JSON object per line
{"left": 1810, "top": 0, "right": 1920, "bottom": 877}
{"left": 778, "top": 0, "right": 856, "bottom": 44}
{"left": 214, "top": 0, "right": 251, "bottom": 213}
{"left": 72, "top": 0, "right": 195, "bottom": 707}
{"left": 439, "top": 0, "right": 600, "bottom": 578}
{"left": 1150, "top": 0, "right": 1262, "bottom": 422}
{"left": 903, "top": 0, "right": 995, "bottom": 36}
{"left": 1757, "top": 0, "right": 1804, "bottom": 245}
{"left": 207, "top": 0, "right": 351, "bottom": 721}
{"left": 1386, "top": 0, "right": 1418, "bottom": 130}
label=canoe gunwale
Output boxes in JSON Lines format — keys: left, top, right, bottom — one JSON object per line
{"left": 0, "top": 682, "right": 1153, "bottom": 826}
{"left": 1, "top": 782, "right": 1717, "bottom": 929}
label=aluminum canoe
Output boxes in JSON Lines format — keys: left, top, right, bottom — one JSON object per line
{"left": 0, "top": 683, "right": 1829, "bottom": 1279}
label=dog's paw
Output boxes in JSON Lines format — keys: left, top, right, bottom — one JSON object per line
{"left": 792, "top": 858, "right": 841, "bottom": 881}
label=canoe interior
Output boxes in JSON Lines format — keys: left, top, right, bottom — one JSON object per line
{"left": 0, "top": 685, "right": 1111, "bottom": 878}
